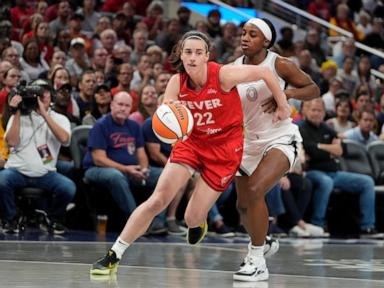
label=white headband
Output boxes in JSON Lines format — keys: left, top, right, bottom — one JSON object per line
{"left": 246, "top": 18, "right": 272, "bottom": 41}
{"left": 182, "top": 35, "right": 209, "bottom": 52}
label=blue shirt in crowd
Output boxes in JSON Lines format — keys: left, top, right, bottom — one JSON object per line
{"left": 142, "top": 117, "right": 172, "bottom": 167}
{"left": 83, "top": 113, "right": 144, "bottom": 169}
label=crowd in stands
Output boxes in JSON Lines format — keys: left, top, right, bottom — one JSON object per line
{"left": 0, "top": 0, "right": 383, "bottom": 238}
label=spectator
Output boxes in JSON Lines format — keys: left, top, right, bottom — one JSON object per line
{"left": 111, "top": 63, "right": 138, "bottom": 112}
{"left": 130, "top": 29, "right": 149, "bottom": 66}
{"left": 206, "top": 9, "right": 222, "bottom": 39}
{"left": 155, "top": 18, "right": 182, "bottom": 56}
{"left": 307, "top": 0, "right": 331, "bottom": 20}
{"left": 1, "top": 47, "right": 30, "bottom": 82}
{"left": 332, "top": 38, "right": 356, "bottom": 68}
{"left": 54, "top": 29, "right": 71, "bottom": 55}
{"left": 74, "top": 69, "right": 96, "bottom": 120}
{"left": 130, "top": 54, "right": 154, "bottom": 92}
{"left": 142, "top": 1, "right": 164, "bottom": 40}
{"left": 354, "top": 55, "right": 376, "bottom": 93}
{"left": 83, "top": 91, "right": 165, "bottom": 233}
{"left": 352, "top": 90, "right": 374, "bottom": 121}
{"left": 322, "top": 77, "right": 343, "bottom": 116}
{"left": 299, "top": 98, "right": 379, "bottom": 237}
{"left": 99, "top": 29, "right": 119, "bottom": 54}
{"left": 129, "top": 84, "right": 158, "bottom": 126}
{"left": 154, "top": 72, "right": 171, "bottom": 96}
{"left": 65, "top": 37, "right": 90, "bottom": 86}
{"left": 52, "top": 82, "right": 80, "bottom": 125}
{"left": 0, "top": 79, "right": 76, "bottom": 234}
{"left": 214, "top": 22, "right": 237, "bottom": 64}
{"left": 329, "top": 3, "right": 364, "bottom": 41}
{"left": 337, "top": 56, "right": 358, "bottom": 95}
{"left": 112, "top": 12, "right": 132, "bottom": 46}
{"left": 326, "top": 96, "right": 356, "bottom": 137}
{"left": 0, "top": 67, "right": 22, "bottom": 114}
{"left": 297, "top": 49, "right": 322, "bottom": 85}
{"left": 318, "top": 60, "right": 338, "bottom": 95}
{"left": 48, "top": 0, "right": 72, "bottom": 40}
{"left": 0, "top": 60, "right": 13, "bottom": 88}
{"left": 82, "top": 84, "right": 112, "bottom": 126}
{"left": 177, "top": 6, "right": 193, "bottom": 34}
{"left": 68, "top": 13, "right": 93, "bottom": 57}
{"left": 303, "top": 28, "right": 326, "bottom": 67}
{"left": 20, "top": 40, "right": 49, "bottom": 81}
{"left": 76, "top": 0, "right": 100, "bottom": 33}
{"left": 276, "top": 26, "right": 295, "bottom": 58}
{"left": 342, "top": 108, "right": 378, "bottom": 145}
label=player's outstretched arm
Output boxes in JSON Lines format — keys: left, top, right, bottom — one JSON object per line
{"left": 220, "top": 65, "right": 290, "bottom": 121}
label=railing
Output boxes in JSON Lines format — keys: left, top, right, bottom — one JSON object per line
{"left": 263, "top": 0, "right": 384, "bottom": 80}
{"left": 206, "top": 0, "right": 384, "bottom": 81}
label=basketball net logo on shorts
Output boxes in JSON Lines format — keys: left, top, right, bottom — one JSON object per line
{"left": 221, "top": 174, "right": 232, "bottom": 186}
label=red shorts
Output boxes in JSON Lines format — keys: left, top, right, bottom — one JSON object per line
{"left": 170, "top": 138, "right": 243, "bottom": 192}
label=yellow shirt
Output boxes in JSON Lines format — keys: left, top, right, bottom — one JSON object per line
{"left": 0, "top": 116, "right": 9, "bottom": 160}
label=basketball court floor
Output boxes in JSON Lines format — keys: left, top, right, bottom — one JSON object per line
{"left": 0, "top": 231, "right": 383, "bottom": 288}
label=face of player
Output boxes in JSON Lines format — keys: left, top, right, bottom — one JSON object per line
{"left": 180, "top": 39, "right": 209, "bottom": 75}
{"left": 241, "top": 23, "right": 269, "bottom": 57}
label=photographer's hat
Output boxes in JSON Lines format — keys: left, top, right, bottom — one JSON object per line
{"left": 30, "top": 79, "right": 51, "bottom": 89}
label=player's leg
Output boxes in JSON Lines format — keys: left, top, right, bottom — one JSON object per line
{"left": 184, "top": 177, "right": 222, "bottom": 244}
{"left": 91, "top": 162, "right": 192, "bottom": 275}
{"left": 234, "top": 148, "right": 289, "bottom": 282}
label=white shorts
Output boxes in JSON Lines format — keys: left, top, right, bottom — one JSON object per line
{"left": 237, "top": 124, "right": 302, "bottom": 176}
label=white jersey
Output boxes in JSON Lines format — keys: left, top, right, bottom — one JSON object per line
{"left": 234, "top": 52, "right": 302, "bottom": 175}
{"left": 234, "top": 52, "right": 302, "bottom": 155}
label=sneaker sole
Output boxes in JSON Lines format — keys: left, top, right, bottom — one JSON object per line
{"left": 186, "top": 222, "right": 208, "bottom": 245}
{"left": 233, "top": 269, "right": 269, "bottom": 282}
{"left": 264, "top": 238, "right": 279, "bottom": 258}
{"left": 90, "top": 265, "right": 118, "bottom": 276}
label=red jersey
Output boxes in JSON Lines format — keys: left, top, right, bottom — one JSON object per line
{"left": 179, "top": 61, "right": 243, "bottom": 143}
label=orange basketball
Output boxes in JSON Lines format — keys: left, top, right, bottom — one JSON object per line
{"left": 152, "top": 102, "right": 194, "bottom": 144}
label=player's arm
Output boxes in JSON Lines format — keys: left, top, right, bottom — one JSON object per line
{"left": 162, "top": 74, "right": 181, "bottom": 104}
{"left": 220, "top": 65, "right": 287, "bottom": 107}
{"left": 275, "top": 57, "right": 320, "bottom": 100}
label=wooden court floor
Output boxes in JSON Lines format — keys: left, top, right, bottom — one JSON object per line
{"left": 0, "top": 236, "right": 383, "bottom": 288}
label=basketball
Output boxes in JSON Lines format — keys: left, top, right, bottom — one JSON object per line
{"left": 152, "top": 102, "right": 194, "bottom": 144}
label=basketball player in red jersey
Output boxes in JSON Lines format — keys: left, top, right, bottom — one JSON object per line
{"left": 90, "top": 31, "right": 290, "bottom": 276}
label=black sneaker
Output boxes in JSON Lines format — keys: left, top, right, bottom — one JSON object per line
{"left": 360, "top": 228, "right": 384, "bottom": 239}
{"left": 187, "top": 220, "right": 208, "bottom": 245}
{"left": 40, "top": 221, "right": 67, "bottom": 235}
{"left": 3, "top": 219, "right": 19, "bottom": 234}
{"left": 90, "top": 249, "right": 120, "bottom": 275}
{"left": 214, "top": 224, "right": 235, "bottom": 237}
{"left": 51, "top": 222, "right": 67, "bottom": 235}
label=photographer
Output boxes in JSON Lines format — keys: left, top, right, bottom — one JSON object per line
{"left": 0, "top": 79, "right": 76, "bottom": 234}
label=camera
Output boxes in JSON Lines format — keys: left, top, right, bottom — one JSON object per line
{"left": 9, "top": 81, "right": 44, "bottom": 114}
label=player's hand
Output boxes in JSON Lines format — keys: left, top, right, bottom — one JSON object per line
{"left": 261, "top": 97, "right": 277, "bottom": 114}
{"left": 273, "top": 104, "right": 291, "bottom": 123}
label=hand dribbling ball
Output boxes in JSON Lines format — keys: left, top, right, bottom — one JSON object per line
{"left": 152, "top": 102, "right": 194, "bottom": 144}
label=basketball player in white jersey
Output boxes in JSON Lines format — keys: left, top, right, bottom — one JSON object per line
{"left": 233, "top": 18, "right": 320, "bottom": 282}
